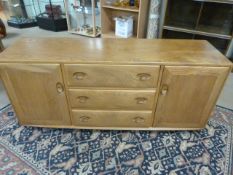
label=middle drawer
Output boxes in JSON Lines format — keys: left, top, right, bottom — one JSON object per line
{"left": 68, "top": 89, "right": 156, "bottom": 110}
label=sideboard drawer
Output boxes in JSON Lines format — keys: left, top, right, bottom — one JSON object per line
{"left": 64, "top": 64, "right": 160, "bottom": 88}
{"left": 68, "top": 89, "right": 156, "bottom": 110}
{"left": 72, "top": 110, "right": 153, "bottom": 127}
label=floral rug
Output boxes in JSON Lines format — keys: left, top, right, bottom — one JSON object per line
{"left": 0, "top": 105, "right": 232, "bottom": 175}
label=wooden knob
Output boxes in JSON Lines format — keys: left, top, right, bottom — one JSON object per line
{"left": 133, "top": 117, "right": 145, "bottom": 123}
{"left": 137, "top": 73, "right": 151, "bottom": 81}
{"left": 56, "top": 82, "right": 64, "bottom": 93}
{"left": 160, "top": 84, "right": 168, "bottom": 95}
{"left": 79, "top": 116, "right": 90, "bottom": 122}
{"left": 73, "top": 72, "right": 87, "bottom": 80}
{"left": 77, "top": 96, "right": 89, "bottom": 103}
{"left": 135, "top": 97, "right": 147, "bottom": 104}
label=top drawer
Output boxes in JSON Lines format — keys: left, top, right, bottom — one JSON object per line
{"left": 63, "top": 64, "right": 160, "bottom": 88}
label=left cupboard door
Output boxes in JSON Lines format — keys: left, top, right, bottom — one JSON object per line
{"left": 0, "top": 64, "right": 71, "bottom": 126}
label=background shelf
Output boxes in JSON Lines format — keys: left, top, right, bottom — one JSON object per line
{"left": 102, "top": 5, "right": 139, "bottom": 12}
{"left": 197, "top": 2, "right": 233, "bottom": 36}
{"left": 165, "top": 0, "right": 201, "bottom": 29}
{"left": 161, "top": 0, "right": 233, "bottom": 61}
{"left": 100, "top": 0, "right": 149, "bottom": 38}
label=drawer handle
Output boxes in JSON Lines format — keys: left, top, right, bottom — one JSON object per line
{"left": 160, "top": 84, "right": 168, "bottom": 95}
{"left": 133, "top": 117, "right": 145, "bottom": 123}
{"left": 77, "top": 96, "right": 89, "bottom": 103}
{"left": 56, "top": 82, "right": 64, "bottom": 94}
{"left": 80, "top": 116, "right": 90, "bottom": 122}
{"left": 137, "top": 73, "right": 151, "bottom": 81}
{"left": 73, "top": 72, "right": 87, "bottom": 80}
{"left": 135, "top": 97, "right": 147, "bottom": 104}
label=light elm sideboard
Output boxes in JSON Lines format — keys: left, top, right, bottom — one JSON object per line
{"left": 0, "top": 38, "right": 232, "bottom": 130}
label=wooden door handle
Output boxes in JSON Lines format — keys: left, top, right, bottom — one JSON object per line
{"left": 73, "top": 72, "right": 87, "bottom": 80}
{"left": 160, "top": 84, "right": 168, "bottom": 95}
{"left": 133, "top": 117, "right": 145, "bottom": 123}
{"left": 135, "top": 97, "right": 147, "bottom": 104}
{"left": 79, "top": 116, "right": 90, "bottom": 122}
{"left": 137, "top": 73, "right": 151, "bottom": 81}
{"left": 56, "top": 82, "right": 64, "bottom": 93}
{"left": 77, "top": 96, "right": 89, "bottom": 103}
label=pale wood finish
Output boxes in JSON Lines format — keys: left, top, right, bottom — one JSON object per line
{"left": 0, "top": 64, "right": 71, "bottom": 126}
{"left": 63, "top": 64, "right": 160, "bottom": 88}
{"left": 68, "top": 89, "right": 156, "bottom": 110}
{"left": 102, "top": 5, "right": 139, "bottom": 12}
{"left": 72, "top": 110, "right": 153, "bottom": 127}
{"left": 100, "top": 0, "right": 150, "bottom": 38}
{"left": 154, "top": 66, "right": 230, "bottom": 128}
{"left": 0, "top": 38, "right": 232, "bottom": 130}
{"left": 28, "top": 124, "right": 203, "bottom": 131}
{"left": 137, "top": 0, "right": 150, "bottom": 38}
{"left": 0, "top": 38, "right": 231, "bottom": 67}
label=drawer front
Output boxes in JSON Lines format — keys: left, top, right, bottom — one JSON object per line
{"left": 64, "top": 64, "right": 160, "bottom": 88}
{"left": 69, "top": 89, "right": 156, "bottom": 110}
{"left": 72, "top": 110, "right": 153, "bottom": 127}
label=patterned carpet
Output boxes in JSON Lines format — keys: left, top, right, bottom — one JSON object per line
{"left": 0, "top": 105, "right": 232, "bottom": 175}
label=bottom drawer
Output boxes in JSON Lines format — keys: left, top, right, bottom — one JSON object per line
{"left": 72, "top": 110, "right": 153, "bottom": 128}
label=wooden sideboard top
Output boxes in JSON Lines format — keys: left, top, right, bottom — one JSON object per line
{"left": 0, "top": 37, "right": 232, "bottom": 66}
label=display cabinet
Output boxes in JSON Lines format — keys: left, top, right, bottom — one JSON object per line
{"left": 1, "top": 0, "right": 37, "bottom": 28}
{"left": 36, "top": 0, "right": 67, "bottom": 31}
{"left": 100, "top": 0, "right": 150, "bottom": 38}
{"left": 64, "top": 0, "right": 101, "bottom": 37}
{"left": 160, "top": 0, "right": 233, "bottom": 61}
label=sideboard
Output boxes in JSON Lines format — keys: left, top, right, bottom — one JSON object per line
{"left": 0, "top": 38, "right": 232, "bottom": 130}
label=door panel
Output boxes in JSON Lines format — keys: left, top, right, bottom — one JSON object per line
{"left": 0, "top": 64, "right": 71, "bottom": 126}
{"left": 154, "top": 66, "right": 229, "bottom": 128}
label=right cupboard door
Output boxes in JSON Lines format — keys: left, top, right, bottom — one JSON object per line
{"left": 154, "top": 66, "right": 229, "bottom": 128}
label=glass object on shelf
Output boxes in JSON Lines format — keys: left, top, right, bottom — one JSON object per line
{"left": 112, "top": 0, "right": 139, "bottom": 8}
{"left": 36, "top": 0, "right": 68, "bottom": 31}
{"left": 1, "top": 0, "right": 37, "bottom": 28}
{"left": 65, "top": 0, "right": 101, "bottom": 37}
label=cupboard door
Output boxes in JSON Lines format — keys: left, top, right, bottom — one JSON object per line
{"left": 154, "top": 66, "right": 229, "bottom": 128}
{"left": 0, "top": 64, "right": 71, "bottom": 126}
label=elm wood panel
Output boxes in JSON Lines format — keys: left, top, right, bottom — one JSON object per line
{"left": 0, "top": 38, "right": 231, "bottom": 67}
{"left": 68, "top": 89, "right": 156, "bottom": 110}
{"left": 154, "top": 66, "right": 230, "bottom": 128}
{"left": 27, "top": 124, "right": 203, "bottom": 131}
{"left": 0, "top": 64, "right": 71, "bottom": 126}
{"left": 63, "top": 64, "right": 160, "bottom": 88}
{"left": 72, "top": 110, "right": 153, "bottom": 127}
{"left": 137, "top": 0, "right": 150, "bottom": 38}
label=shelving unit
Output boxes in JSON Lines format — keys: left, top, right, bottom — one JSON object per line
{"left": 100, "top": 0, "right": 149, "bottom": 38}
{"left": 159, "top": 0, "right": 233, "bottom": 61}
{"left": 64, "top": 0, "right": 101, "bottom": 37}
